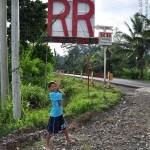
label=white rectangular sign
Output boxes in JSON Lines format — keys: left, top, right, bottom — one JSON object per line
{"left": 48, "top": 0, "right": 95, "bottom": 38}
{"left": 99, "top": 32, "right": 112, "bottom": 45}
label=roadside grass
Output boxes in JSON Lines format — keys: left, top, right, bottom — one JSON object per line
{"left": 0, "top": 108, "right": 49, "bottom": 136}
{"left": 0, "top": 76, "right": 124, "bottom": 137}
{"left": 63, "top": 77, "right": 123, "bottom": 120}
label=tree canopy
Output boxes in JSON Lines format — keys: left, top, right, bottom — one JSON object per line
{"left": 7, "top": 0, "right": 47, "bottom": 46}
{"left": 118, "top": 13, "right": 150, "bottom": 78}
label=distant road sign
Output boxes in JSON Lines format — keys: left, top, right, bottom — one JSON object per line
{"left": 99, "top": 32, "right": 112, "bottom": 45}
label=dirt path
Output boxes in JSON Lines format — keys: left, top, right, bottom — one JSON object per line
{"left": 1, "top": 86, "right": 150, "bottom": 150}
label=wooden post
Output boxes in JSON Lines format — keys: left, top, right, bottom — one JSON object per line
{"left": 91, "top": 71, "right": 93, "bottom": 84}
{"left": 73, "top": 71, "right": 75, "bottom": 78}
{"left": 108, "top": 71, "right": 110, "bottom": 86}
{"left": 81, "top": 70, "right": 83, "bottom": 81}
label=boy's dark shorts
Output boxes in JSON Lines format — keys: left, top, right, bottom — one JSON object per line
{"left": 47, "top": 115, "right": 67, "bottom": 133}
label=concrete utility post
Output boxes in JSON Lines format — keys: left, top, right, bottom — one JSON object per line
{"left": 11, "top": 0, "right": 21, "bottom": 119}
{"left": 0, "top": 0, "right": 8, "bottom": 105}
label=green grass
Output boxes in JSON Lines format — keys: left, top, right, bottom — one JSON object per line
{"left": 0, "top": 108, "right": 50, "bottom": 136}
{"left": 63, "top": 78, "right": 123, "bottom": 115}
{"left": 0, "top": 76, "right": 124, "bottom": 137}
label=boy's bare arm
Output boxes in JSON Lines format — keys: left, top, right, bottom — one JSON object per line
{"left": 57, "top": 71, "right": 65, "bottom": 96}
{"left": 58, "top": 89, "right": 65, "bottom": 96}
{"left": 57, "top": 71, "right": 62, "bottom": 89}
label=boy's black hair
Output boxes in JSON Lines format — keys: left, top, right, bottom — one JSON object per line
{"left": 48, "top": 81, "right": 56, "bottom": 88}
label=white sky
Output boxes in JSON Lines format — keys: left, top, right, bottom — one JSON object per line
{"left": 41, "top": 0, "right": 149, "bottom": 55}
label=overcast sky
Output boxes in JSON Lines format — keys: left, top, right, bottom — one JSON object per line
{"left": 41, "top": 0, "right": 149, "bottom": 55}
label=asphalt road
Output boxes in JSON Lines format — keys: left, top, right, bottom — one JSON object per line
{"left": 64, "top": 74, "right": 150, "bottom": 88}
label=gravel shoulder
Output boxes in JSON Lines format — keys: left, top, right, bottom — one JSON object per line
{"left": 1, "top": 85, "right": 150, "bottom": 150}
{"left": 49, "top": 86, "right": 150, "bottom": 150}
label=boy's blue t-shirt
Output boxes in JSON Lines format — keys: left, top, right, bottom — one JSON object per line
{"left": 49, "top": 91, "right": 63, "bottom": 117}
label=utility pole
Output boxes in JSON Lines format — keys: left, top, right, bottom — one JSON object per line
{"left": 145, "top": 0, "right": 148, "bottom": 18}
{"left": 11, "top": 0, "right": 21, "bottom": 119}
{"left": 145, "top": 0, "right": 148, "bottom": 29}
{"left": 138, "top": 0, "right": 143, "bottom": 15}
{"left": 0, "top": 0, "right": 8, "bottom": 105}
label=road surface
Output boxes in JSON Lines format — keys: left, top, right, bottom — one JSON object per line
{"left": 64, "top": 74, "right": 150, "bottom": 88}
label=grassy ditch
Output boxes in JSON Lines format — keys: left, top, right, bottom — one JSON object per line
{"left": 62, "top": 77, "right": 124, "bottom": 123}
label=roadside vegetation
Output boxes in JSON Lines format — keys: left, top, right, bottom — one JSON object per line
{"left": 57, "top": 13, "right": 150, "bottom": 81}
{"left": 0, "top": 76, "right": 123, "bottom": 137}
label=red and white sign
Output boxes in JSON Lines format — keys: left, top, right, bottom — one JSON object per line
{"left": 99, "top": 32, "right": 112, "bottom": 45}
{"left": 47, "top": 0, "right": 95, "bottom": 38}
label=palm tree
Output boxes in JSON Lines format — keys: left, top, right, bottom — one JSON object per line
{"left": 119, "top": 13, "right": 150, "bottom": 78}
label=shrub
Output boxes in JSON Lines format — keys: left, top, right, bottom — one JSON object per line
{"left": 20, "top": 44, "right": 54, "bottom": 86}
{"left": 21, "top": 85, "right": 49, "bottom": 109}
{"left": 113, "top": 69, "right": 124, "bottom": 78}
{"left": 64, "top": 86, "right": 74, "bottom": 97}
{"left": 129, "top": 68, "right": 140, "bottom": 79}
{"left": 114, "top": 68, "right": 140, "bottom": 79}
{"left": 0, "top": 99, "right": 13, "bottom": 124}
{"left": 143, "top": 70, "right": 150, "bottom": 80}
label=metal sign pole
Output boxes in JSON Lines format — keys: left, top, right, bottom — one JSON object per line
{"left": 104, "top": 46, "right": 107, "bottom": 99}
{"left": 94, "top": 25, "right": 113, "bottom": 100}
{"left": 87, "top": 53, "right": 90, "bottom": 96}
{"left": 103, "top": 27, "right": 107, "bottom": 99}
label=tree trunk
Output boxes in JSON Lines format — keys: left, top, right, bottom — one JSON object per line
{"left": 0, "top": 0, "right": 8, "bottom": 105}
{"left": 11, "top": 0, "right": 21, "bottom": 119}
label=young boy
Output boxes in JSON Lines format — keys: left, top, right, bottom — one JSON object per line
{"left": 46, "top": 72, "right": 71, "bottom": 150}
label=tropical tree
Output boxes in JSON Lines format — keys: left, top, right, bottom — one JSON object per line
{"left": 7, "top": 0, "right": 47, "bottom": 47}
{"left": 118, "top": 13, "right": 150, "bottom": 78}
{"left": 109, "top": 28, "right": 134, "bottom": 70}
{"left": 60, "top": 43, "right": 100, "bottom": 73}
{"left": 20, "top": 43, "right": 54, "bottom": 86}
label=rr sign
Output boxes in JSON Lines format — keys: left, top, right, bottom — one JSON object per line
{"left": 99, "top": 32, "right": 112, "bottom": 46}
{"left": 47, "top": 0, "right": 95, "bottom": 38}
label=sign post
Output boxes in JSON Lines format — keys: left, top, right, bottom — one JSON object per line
{"left": 94, "top": 25, "right": 113, "bottom": 99}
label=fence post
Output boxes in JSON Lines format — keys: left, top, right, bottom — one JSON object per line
{"left": 81, "top": 70, "right": 83, "bottom": 81}
{"left": 91, "top": 71, "right": 93, "bottom": 84}
{"left": 73, "top": 71, "right": 75, "bottom": 79}
{"left": 108, "top": 71, "right": 110, "bottom": 86}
